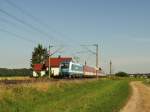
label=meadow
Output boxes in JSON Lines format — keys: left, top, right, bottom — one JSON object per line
{"left": 0, "top": 78, "right": 130, "bottom": 112}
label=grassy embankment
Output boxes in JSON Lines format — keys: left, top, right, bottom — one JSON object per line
{"left": 0, "top": 79, "right": 130, "bottom": 112}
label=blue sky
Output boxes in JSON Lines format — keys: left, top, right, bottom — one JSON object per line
{"left": 0, "top": 0, "right": 150, "bottom": 73}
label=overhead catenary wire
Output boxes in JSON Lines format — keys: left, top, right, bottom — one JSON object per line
{"left": 50, "top": 46, "right": 65, "bottom": 56}
{"left": 0, "top": 17, "right": 38, "bottom": 36}
{"left": 0, "top": 28, "right": 36, "bottom": 44}
{"left": 81, "top": 45, "right": 96, "bottom": 55}
{"left": 4, "top": 0, "right": 79, "bottom": 45}
{"left": 3, "top": 0, "right": 88, "bottom": 63}
{"left": 4, "top": 0, "right": 40, "bottom": 22}
{"left": 0, "top": 8, "right": 57, "bottom": 42}
{"left": 4, "top": 0, "right": 52, "bottom": 30}
{"left": 0, "top": 17, "right": 16, "bottom": 26}
{"left": 0, "top": 17, "right": 51, "bottom": 44}
{"left": 0, "top": 18, "right": 64, "bottom": 57}
{"left": 1, "top": 0, "right": 85, "bottom": 59}
{"left": 5, "top": 0, "right": 55, "bottom": 31}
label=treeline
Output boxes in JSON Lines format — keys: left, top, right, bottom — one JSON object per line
{"left": 0, "top": 68, "right": 32, "bottom": 77}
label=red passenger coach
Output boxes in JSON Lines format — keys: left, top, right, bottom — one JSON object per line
{"left": 83, "top": 65, "right": 105, "bottom": 77}
{"left": 83, "top": 65, "right": 97, "bottom": 77}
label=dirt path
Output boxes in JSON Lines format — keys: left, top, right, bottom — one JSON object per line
{"left": 120, "top": 81, "right": 150, "bottom": 112}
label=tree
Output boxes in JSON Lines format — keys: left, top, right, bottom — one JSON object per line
{"left": 31, "top": 44, "right": 48, "bottom": 67}
{"left": 115, "top": 72, "right": 129, "bottom": 77}
{"left": 0, "top": 68, "right": 32, "bottom": 77}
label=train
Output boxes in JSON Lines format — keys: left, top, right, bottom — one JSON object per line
{"left": 59, "top": 61, "right": 105, "bottom": 78}
{"left": 32, "top": 57, "right": 105, "bottom": 78}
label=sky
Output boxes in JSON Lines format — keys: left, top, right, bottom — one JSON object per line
{"left": 0, "top": 0, "right": 150, "bottom": 73}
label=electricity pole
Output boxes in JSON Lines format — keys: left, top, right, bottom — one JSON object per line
{"left": 95, "top": 44, "right": 99, "bottom": 69}
{"left": 81, "top": 44, "right": 100, "bottom": 78}
{"left": 48, "top": 45, "right": 53, "bottom": 78}
{"left": 93, "top": 44, "right": 99, "bottom": 78}
{"left": 109, "top": 60, "right": 112, "bottom": 76}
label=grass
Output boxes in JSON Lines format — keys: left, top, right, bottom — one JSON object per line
{"left": 0, "top": 79, "right": 130, "bottom": 112}
{"left": 0, "top": 76, "right": 31, "bottom": 80}
{"left": 143, "top": 78, "right": 150, "bottom": 85}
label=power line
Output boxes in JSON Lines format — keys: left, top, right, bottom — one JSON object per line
{"left": 81, "top": 45, "right": 96, "bottom": 54}
{"left": 0, "top": 17, "right": 51, "bottom": 44}
{"left": 2, "top": 0, "right": 87, "bottom": 59}
{"left": 0, "top": 8, "right": 56, "bottom": 42}
{"left": 0, "top": 17, "right": 16, "bottom": 26}
{"left": 5, "top": 0, "right": 53, "bottom": 31}
{"left": 0, "top": 17, "right": 38, "bottom": 37}
{"left": 5, "top": 0, "right": 39, "bottom": 22}
{"left": 4, "top": 0, "right": 78, "bottom": 45}
{"left": 81, "top": 44, "right": 100, "bottom": 70}
{"left": 0, "top": 28, "right": 36, "bottom": 44}
{"left": 5, "top": 0, "right": 51, "bottom": 29}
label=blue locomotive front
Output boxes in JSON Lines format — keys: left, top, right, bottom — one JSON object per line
{"left": 59, "top": 61, "right": 83, "bottom": 78}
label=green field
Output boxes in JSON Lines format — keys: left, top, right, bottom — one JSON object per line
{"left": 0, "top": 79, "right": 130, "bottom": 112}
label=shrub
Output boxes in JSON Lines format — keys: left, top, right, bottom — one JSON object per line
{"left": 115, "top": 72, "right": 129, "bottom": 77}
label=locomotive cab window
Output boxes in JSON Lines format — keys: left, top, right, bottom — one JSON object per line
{"left": 60, "top": 63, "right": 69, "bottom": 69}
{"left": 71, "top": 64, "right": 83, "bottom": 71}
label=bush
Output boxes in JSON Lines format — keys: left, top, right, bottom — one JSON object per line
{"left": 115, "top": 72, "right": 129, "bottom": 77}
{"left": 0, "top": 68, "right": 32, "bottom": 77}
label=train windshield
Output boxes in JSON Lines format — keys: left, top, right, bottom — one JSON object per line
{"left": 60, "top": 63, "right": 69, "bottom": 69}
{"left": 71, "top": 64, "right": 83, "bottom": 71}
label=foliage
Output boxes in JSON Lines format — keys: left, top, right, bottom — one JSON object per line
{"left": 115, "top": 72, "right": 129, "bottom": 77}
{"left": 0, "top": 68, "right": 32, "bottom": 77}
{"left": 0, "top": 79, "right": 130, "bottom": 112}
{"left": 31, "top": 44, "right": 48, "bottom": 67}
